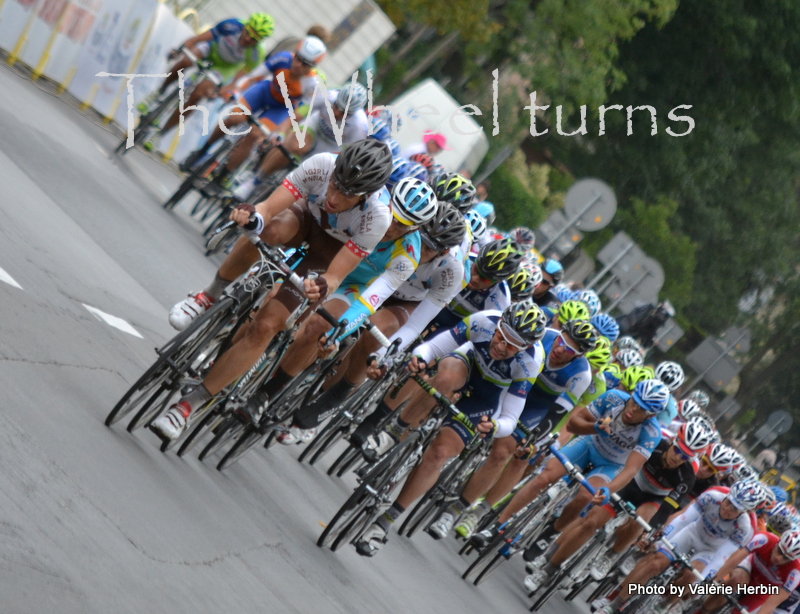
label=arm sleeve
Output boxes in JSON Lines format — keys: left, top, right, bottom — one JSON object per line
{"left": 494, "top": 394, "right": 526, "bottom": 438}
{"left": 413, "top": 321, "right": 469, "bottom": 364}
{"left": 531, "top": 401, "right": 571, "bottom": 439}
{"left": 650, "top": 495, "right": 684, "bottom": 530}
{"left": 375, "top": 296, "right": 445, "bottom": 358}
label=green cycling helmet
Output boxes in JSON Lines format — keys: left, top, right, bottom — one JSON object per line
{"left": 557, "top": 299, "right": 590, "bottom": 325}
{"left": 585, "top": 336, "right": 612, "bottom": 369}
{"left": 620, "top": 365, "right": 656, "bottom": 392}
{"left": 245, "top": 13, "right": 275, "bottom": 41}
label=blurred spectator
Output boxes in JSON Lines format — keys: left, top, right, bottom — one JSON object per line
{"left": 267, "top": 24, "right": 331, "bottom": 56}
{"left": 476, "top": 180, "right": 491, "bottom": 201}
{"left": 617, "top": 300, "right": 675, "bottom": 349}
{"left": 753, "top": 448, "right": 778, "bottom": 473}
{"left": 402, "top": 131, "right": 450, "bottom": 159}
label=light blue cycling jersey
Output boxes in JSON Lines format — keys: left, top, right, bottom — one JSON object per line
{"left": 333, "top": 230, "right": 421, "bottom": 338}
{"left": 655, "top": 394, "right": 678, "bottom": 426}
{"left": 414, "top": 310, "right": 544, "bottom": 438}
{"left": 524, "top": 328, "right": 592, "bottom": 412}
{"left": 586, "top": 389, "right": 662, "bottom": 463}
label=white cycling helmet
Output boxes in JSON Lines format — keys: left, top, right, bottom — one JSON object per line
{"left": 616, "top": 348, "right": 644, "bottom": 368}
{"left": 676, "top": 418, "right": 715, "bottom": 454}
{"left": 575, "top": 289, "right": 602, "bottom": 317}
{"left": 655, "top": 361, "right": 685, "bottom": 392}
{"left": 677, "top": 399, "right": 701, "bottom": 421}
{"left": 296, "top": 36, "right": 327, "bottom": 66}
{"left": 686, "top": 389, "right": 711, "bottom": 409}
{"left": 706, "top": 443, "right": 740, "bottom": 473}
{"left": 335, "top": 83, "right": 368, "bottom": 111}
{"left": 733, "top": 463, "right": 759, "bottom": 482}
{"left": 465, "top": 209, "right": 488, "bottom": 242}
{"left": 780, "top": 530, "right": 800, "bottom": 560}
{"left": 391, "top": 177, "right": 439, "bottom": 226}
{"left": 728, "top": 479, "right": 767, "bottom": 511}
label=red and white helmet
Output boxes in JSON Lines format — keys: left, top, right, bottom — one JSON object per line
{"left": 296, "top": 36, "right": 327, "bottom": 66}
{"left": 675, "top": 418, "right": 714, "bottom": 455}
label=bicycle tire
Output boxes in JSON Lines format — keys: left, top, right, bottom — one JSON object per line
{"left": 399, "top": 457, "right": 459, "bottom": 537}
{"left": 116, "top": 90, "right": 178, "bottom": 155}
{"left": 164, "top": 146, "right": 225, "bottom": 210}
{"left": 176, "top": 408, "right": 224, "bottom": 457}
{"left": 198, "top": 415, "right": 245, "bottom": 461}
{"left": 327, "top": 445, "right": 360, "bottom": 477}
{"left": 564, "top": 575, "right": 592, "bottom": 602}
{"left": 299, "top": 412, "right": 348, "bottom": 464}
{"left": 216, "top": 426, "right": 264, "bottom": 470}
{"left": 127, "top": 383, "right": 178, "bottom": 432}
{"left": 473, "top": 551, "right": 510, "bottom": 586}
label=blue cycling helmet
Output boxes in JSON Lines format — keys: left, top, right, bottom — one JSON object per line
{"left": 591, "top": 313, "right": 620, "bottom": 343}
{"left": 542, "top": 259, "right": 564, "bottom": 284}
{"left": 632, "top": 379, "right": 669, "bottom": 414}
{"left": 473, "top": 201, "right": 496, "bottom": 225}
{"left": 387, "top": 158, "right": 428, "bottom": 190}
{"left": 370, "top": 108, "right": 402, "bottom": 132}
{"left": 368, "top": 118, "right": 392, "bottom": 141}
{"left": 384, "top": 138, "right": 401, "bottom": 157}
{"left": 554, "top": 284, "right": 575, "bottom": 303}
{"left": 771, "top": 486, "right": 790, "bottom": 505}
{"left": 576, "top": 289, "right": 601, "bottom": 316}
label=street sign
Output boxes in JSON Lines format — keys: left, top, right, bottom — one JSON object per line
{"left": 766, "top": 410, "right": 793, "bottom": 434}
{"left": 534, "top": 209, "right": 584, "bottom": 259}
{"left": 603, "top": 256, "right": 665, "bottom": 314}
{"left": 686, "top": 337, "right": 741, "bottom": 392}
{"left": 722, "top": 327, "right": 751, "bottom": 355}
{"left": 787, "top": 447, "right": 800, "bottom": 468}
{"left": 654, "top": 318, "right": 684, "bottom": 352}
{"left": 563, "top": 179, "right": 617, "bottom": 231}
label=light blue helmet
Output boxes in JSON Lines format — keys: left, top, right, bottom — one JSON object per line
{"left": 555, "top": 284, "right": 575, "bottom": 303}
{"left": 473, "top": 201, "right": 496, "bottom": 225}
{"left": 465, "top": 209, "right": 488, "bottom": 242}
{"left": 576, "top": 289, "right": 601, "bottom": 317}
{"left": 591, "top": 312, "right": 620, "bottom": 343}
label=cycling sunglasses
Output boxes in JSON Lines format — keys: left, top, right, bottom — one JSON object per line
{"left": 497, "top": 322, "right": 529, "bottom": 350}
{"left": 671, "top": 444, "right": 693, "bottom": 462}
{"left": 557, "top": 332, "right": 583, "bottom": 356}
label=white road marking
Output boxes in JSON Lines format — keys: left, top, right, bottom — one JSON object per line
{"left": 0, "top": 266, "right": 22, "bottom": 289}
{"left": 82, "top": 304, "right": 143, "bottom": 338}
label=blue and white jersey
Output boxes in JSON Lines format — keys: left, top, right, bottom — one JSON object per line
{"left": 433, "top": 279, "right": 511, "bottom": 330}
{"left": 523, "top": 328, "right": 592, "bottom": 412}
{"left": 663, "top": 487, "right": 754, "bottom": 546}
{"left": 209, "top": 19, "right": 264, "bottom": 68}
{"left": 586, "top": 389, "right": 662, "bottom": 464}
{"left": 656, "top": 394, "right": 678, "bottom": 426}
{"left": 413, "top": 310, "right": 545, "bottom": 438}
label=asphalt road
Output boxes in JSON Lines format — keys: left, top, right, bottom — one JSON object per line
{"left": 0, "top": 65, "right": 593, "bottom": 614}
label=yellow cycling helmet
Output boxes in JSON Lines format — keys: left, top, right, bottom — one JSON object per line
{"left": 620, "top": 365, "right": 656, "bottom": 392}
{"left": 585, "top": 336, "right": 612, "bottom": 369}
{"left": 557, "top": 299, "right": 590, "bottom": 325}
{"left": 245, "top": 13, "right": 274, "bottom": 41}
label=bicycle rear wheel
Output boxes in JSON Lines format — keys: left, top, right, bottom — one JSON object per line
{"left": 216, "top": 426, "right": 264, "bottom": 470}
{"left": 198, "top": 415, "right": 246, "bottom": 461}
{"left": 176, "top": 407, "right": 224, "bottom": 457}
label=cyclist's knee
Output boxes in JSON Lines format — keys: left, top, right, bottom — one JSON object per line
{"left": 297, "top": 313, "right": 328, "bottom": 343}
{"left": 431, "top": 357, "right": 467, "bottom": 393}
{"left": 248, "top": 309, "right": 283, "bottom": 342}
{"left": 425, "top": 432, "right": 460, "bottom": 466}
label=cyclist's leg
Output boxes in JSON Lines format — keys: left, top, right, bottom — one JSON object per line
{"left": 495, "top": 451, "right": 572, "bottom": 524}
{"left": 395, "top": 426, "right": 466, "bottom": 510}
{"left": 158, "top": 54, "right": 194, "bottom": 94}
{"left": 700, "top": 566, "right": 748, "bottom": 613}
{"left": 611, "top": 502, "right": 658, "bottom": 553}
{"left": 549, "top": 502, "right": 613, "bottom": 566}
{"left": 610, "top": 550, "right": 670, "bottom": 604}
{"left": 481, "top": 454, "right": 529, "bottom": 510}
{"left": 459, "top": 435, "right": 516, "bottom": 504}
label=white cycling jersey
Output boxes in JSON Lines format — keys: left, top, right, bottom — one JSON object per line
{"left": 281, "top": 153, "right": 391, "bottom": 258}
{"left": 302, "top": 91, "right": 369, "bottom": 153}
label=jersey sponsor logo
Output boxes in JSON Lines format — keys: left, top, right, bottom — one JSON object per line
{"left": 406, "top": 243, "right": 416, "bottom": 257}
{"left": 369, "top": 294, "right": 380, "bottom": 307}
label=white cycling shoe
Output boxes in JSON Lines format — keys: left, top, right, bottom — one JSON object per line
{"left": 590, "top": 597, "right": 611, "bottom": 613}
{"left": 427, "top": 512, "right": 455, "bottom": 540}
{"left": 525, "top": 554, "right": 548, "bottom": 574}
{"left": 589, "top": 553, "right": 613, "bottom": 581}
{"left": 277, "top": 425, "right": 315, "bottom": 445}
{"left": 355, "top": 523, "right": 388, "bottom": 557}
{"left": 523, "top": 568, "right": 549, "bottom": 593}
{"left": 151, "top": 401, "right": 191, "bottom": 441}
{"left": 169, "top": 291, "right": 214, "bottom": 331}
{"left": 361, "top": 431, "right": 397, "bottom": 461}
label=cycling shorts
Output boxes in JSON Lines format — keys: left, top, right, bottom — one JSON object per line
{"left": 601, "top": 480, "right": 662, "bottom": 515}
{"left": 269, "top": 200, "right": 344, "bottom": 312}
{"left": 559, "top": 436, "right": 623, "bottom": 484}
{"left": 242, "top": 80, "right": 292, "bottom": 126}
{"left": 435, "top": 347, "right": 488, "bottom": 445}
{"left": 656, "top": 522, "right": 726, "bottom": 578}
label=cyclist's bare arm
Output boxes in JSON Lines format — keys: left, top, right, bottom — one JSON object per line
{"left": 228, "top": 185, "right": 296, "bottom": 228}
{"left": 606, "top": 451, "right": 647, "bottom": 494}
{"left": 710, "top": 545, "right": 749, "bottom": 581}
{"left": 566, "top": 406, "right": 601, "bottom": 435}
